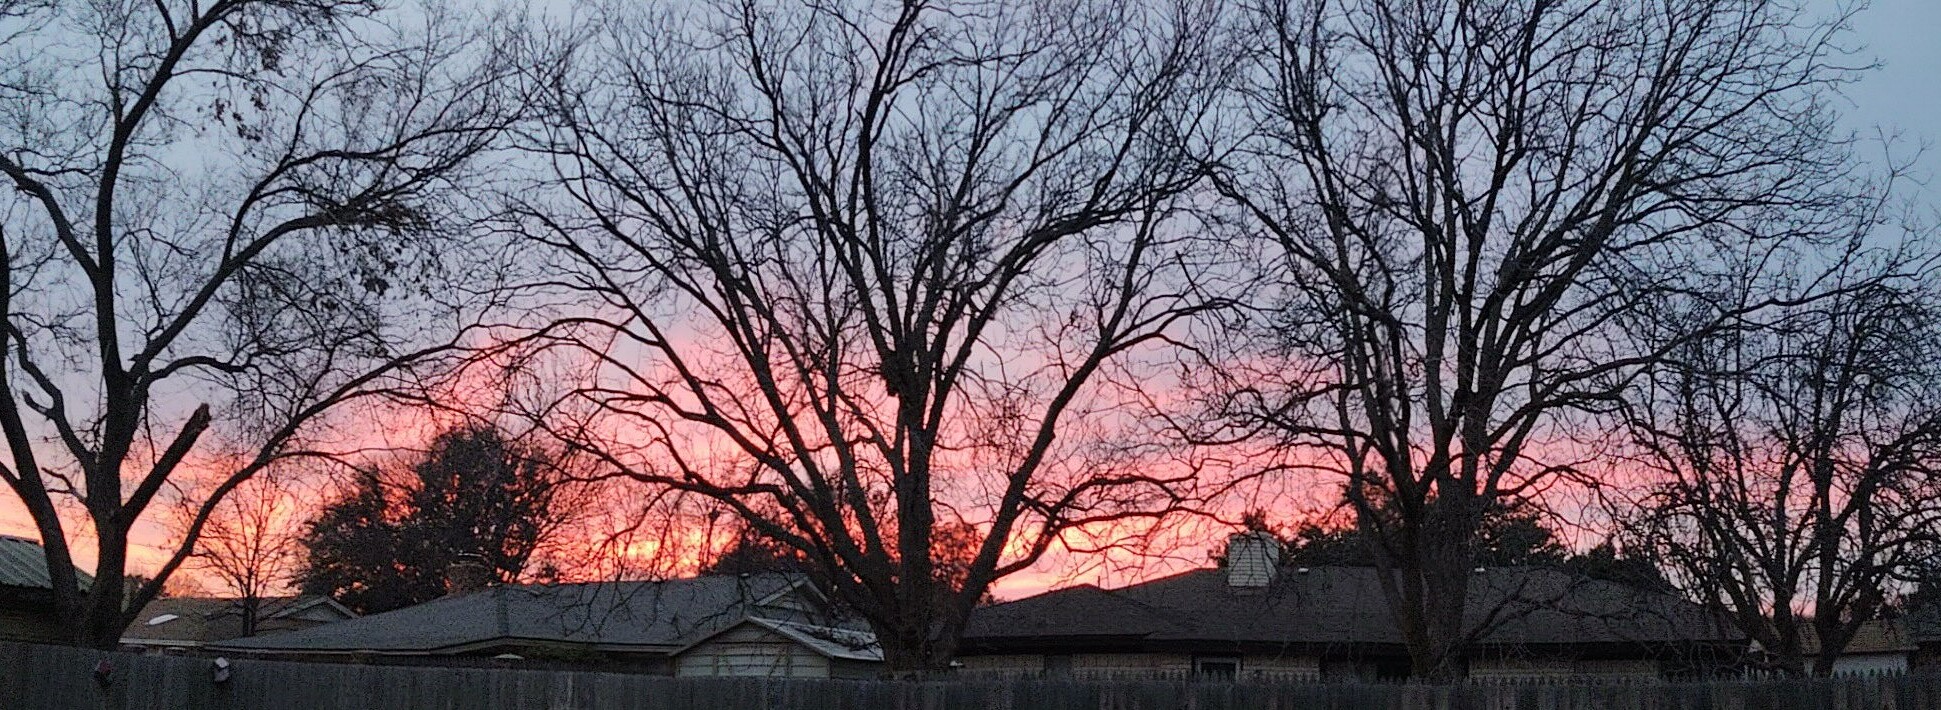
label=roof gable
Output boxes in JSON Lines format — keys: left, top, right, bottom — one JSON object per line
{"left": 272, "top": 596, "right": 358, "bottom": 622}
{"left": 673, "top": 616, "right": 883, "bottom": 662}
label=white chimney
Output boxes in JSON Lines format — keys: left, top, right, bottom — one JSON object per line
{"left": 1225, "top": 531, "right": 1280, "bottom": 588}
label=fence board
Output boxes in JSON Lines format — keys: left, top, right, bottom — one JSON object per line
{"left": 6, "top": 641, "right": 1938, "bottom": 710}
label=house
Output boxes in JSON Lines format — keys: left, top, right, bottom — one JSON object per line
{"left": 1905, "top": 607, "right": 1941, "bottom": 671}
{"left": 0, "top": 535, "right": 88, "bottom": 644}
{"left": 210, "top": 571, "right": 882, "bottom": 678}
{"left": 957, "top": 532, "right": 1740, "bottom": 681}
{"left": 1791, "top": 619, "right": 1919, "bottom": 676}
{"left": 120, "top": 595, "right": 358, "bottom": 654}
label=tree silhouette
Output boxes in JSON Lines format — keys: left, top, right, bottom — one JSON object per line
{"left": 508, "top": 0, "right": 1230, "bottom": 672}
{"left": 183, "top": 472, "right": 306, "bottom": 636}
{"left": 0, "top": 0, "right": 526, "bottom": 646}
{"left": 700, "top": 520, "right": 993, "bottom": 608}
{"left": 298, "top": 426, "right": 575, "bottom": 614}
{"left": 1278, "top": 502, "right": 1568, "bottom": 569}
{"left": 296, "top": 472, "right": 402, "bottom": 614}
{"left": 1201, "top": 0, "right": 1877, "bottom": 679}
{"left": 1624, "top": 252, "right": 1941, "bottom": 676}
{"left": 1561, "top": 542, "right": 1671, "bottom": 593}
{"left": 701, "top": 525, "right": 810, "bottom": 577}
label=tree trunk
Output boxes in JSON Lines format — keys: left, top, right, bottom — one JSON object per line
{"left": 241, "top": 595, "right": 260, "bottom": 638}
{"left": 1374, "top": 495, "right": 1479, "bottom": 682}
{"left": 1407, "top": 531, "right": 1475, "bottom": 682}
{"left": 1413, "top": 559, "right": 1471, "bottom": 680}
{"left": 77, "top": 531, "right": 130, "bottom": 650}
{"left": 1810, "top": 651, "right": 1838, "bottom": 678}
{"left": 1774, "top": 653, "right": 1808, "bottom": 678}
{"left": 875, "top": 616, "right": 951, "bottom": 677}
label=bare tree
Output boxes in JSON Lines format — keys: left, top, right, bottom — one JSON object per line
{"left": 1622, "top": 244, "right": 1941, "bottom": 677}
{"left": 0, "top": 1, "right": 525, "bottom": 647}
{"left": 509, "top": 0, "right": 1235, "bottom": 673}
{"left": 183, "top": 469, "right": 307, "bottom": 636}
{"left": 1199, "top": 0, "right": 1867, "bottom": 679}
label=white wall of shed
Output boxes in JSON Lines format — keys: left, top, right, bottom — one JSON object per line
{"left": 674, "top": 623, "right": 831, "bottom": 678}
{"left": 1832, "top": 653, "right": 1908, "bottom": 676}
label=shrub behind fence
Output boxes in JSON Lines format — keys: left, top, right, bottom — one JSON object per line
{"left": 6, "top": 641, "right": 1938, "bottom": 710}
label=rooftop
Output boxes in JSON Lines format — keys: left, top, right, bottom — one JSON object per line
{"left": 121, "top": 595, "right": 356, "bottom": 646}
{"left": 0, "top": 535, "right": 91, "bottom": 591}
{"left": 964, "top": 566, "right": 1738, "bottom": 652}
{"left": 212, "top": 573, "right": 815, "bottom": 655}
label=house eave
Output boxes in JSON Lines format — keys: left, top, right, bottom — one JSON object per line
{"left": 209, "top": 636, "right": 686, "bottom": 658}
{"left": 957, "top": 636, "right": 1740, "bottom": 659}
{"left": 119, "top": 638, "right": 204, "bottom": 649}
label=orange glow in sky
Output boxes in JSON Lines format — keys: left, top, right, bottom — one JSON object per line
{"left": 0, "top": 342, "right": 1350, "bottom": 602}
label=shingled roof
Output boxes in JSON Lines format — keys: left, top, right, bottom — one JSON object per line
{"left": 211, "top": 573, "right": 811, "bottom": 655}
{"left": 121, "top": 595, "right": 356, "bottom": 647}
{"left": 961, "top": 584, "right": 1191, "bottom": 643}
{"left": 963, "top": 566, "right": 1736, "bottom": 653}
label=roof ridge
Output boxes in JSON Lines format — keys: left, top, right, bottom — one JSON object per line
{"left": 494, "top": 585, "right": 510, "bottom": 638}
{"left": 498, "top": 571, "right": 800, "bottom": 591}
{"left": 976, "top": 583, "right": 1103, "bottom": 610}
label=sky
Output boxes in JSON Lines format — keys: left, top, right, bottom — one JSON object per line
{"left": 3, "top": 0, "right": 1941, "bottom": 601}
{"left": 1842, "top": 0, "right": 1941, "bottom": 191}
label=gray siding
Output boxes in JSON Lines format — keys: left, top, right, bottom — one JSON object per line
{"left": 675, "top": 623, "right": 831, "bottom": 678}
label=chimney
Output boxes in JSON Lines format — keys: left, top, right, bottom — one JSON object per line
{"left": 1225, "top": 530, "right": 1280, "bottom": 589}
{"left": 445, "top": 553, "right": 494, "bottom": 597}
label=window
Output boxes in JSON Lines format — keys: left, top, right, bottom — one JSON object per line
{"left": 1194, "top": 656, "right": 1240, "bottom": 680}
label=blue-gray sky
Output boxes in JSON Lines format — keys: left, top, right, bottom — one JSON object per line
{"left": 1843, "top": 0, "right": 1941, "bottom": 188}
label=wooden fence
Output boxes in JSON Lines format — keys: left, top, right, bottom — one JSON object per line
{"left": 5, "top": 641, "right": 1938, "bottom": 710}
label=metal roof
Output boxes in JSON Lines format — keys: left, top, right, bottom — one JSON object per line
{"left": 0, "top": 535, "right": 91, "bottom": 591}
